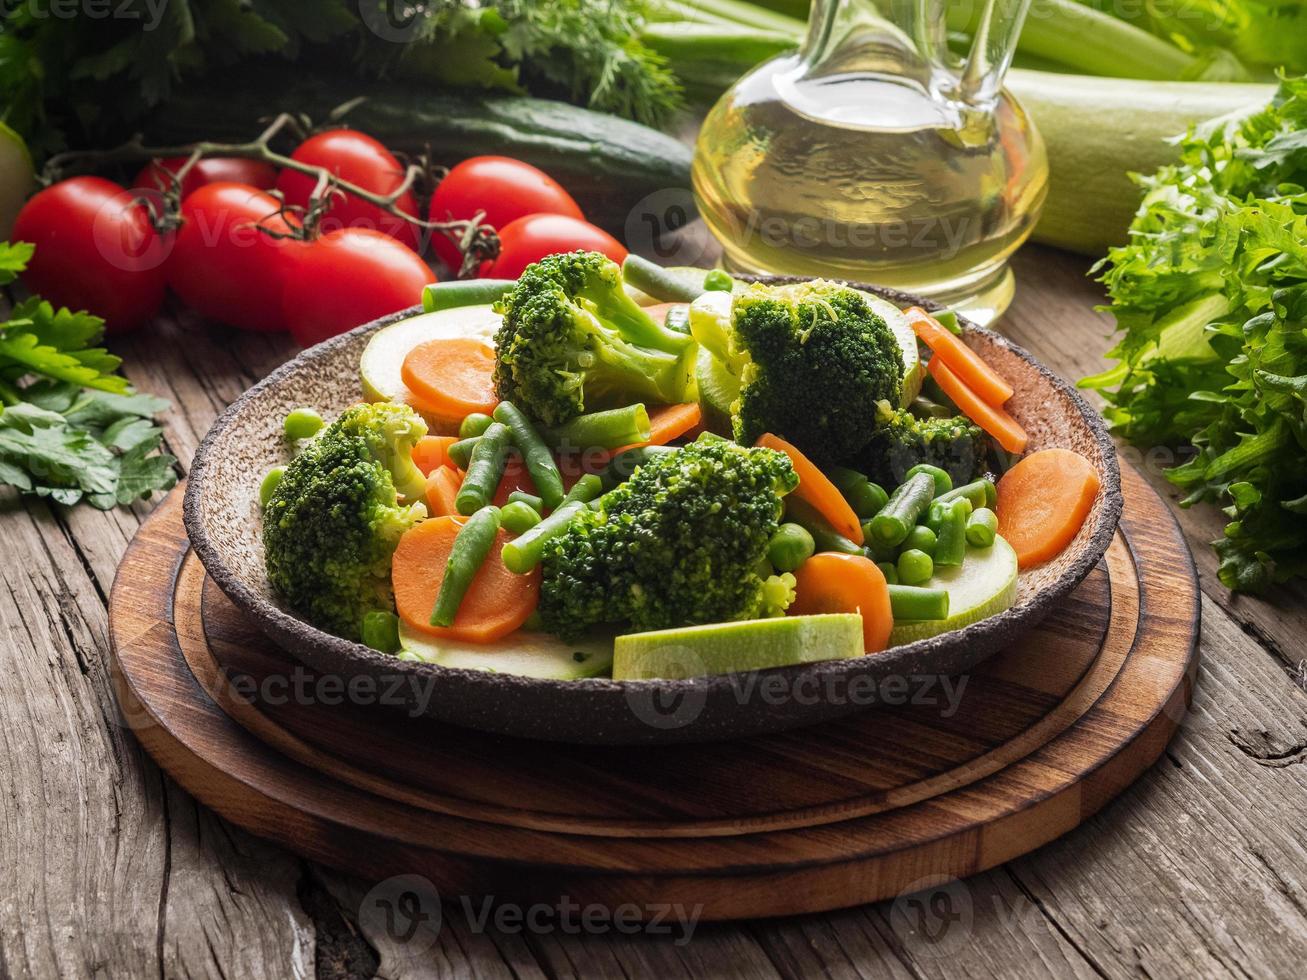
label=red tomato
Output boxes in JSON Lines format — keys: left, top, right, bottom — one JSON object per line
{"left": 487, "top": 214, "right": 627, "bottom": 279}
{"left": 275, "top": 130, "right": 420, "bottom": 249}
{"left": 167, "top": 182, "right": 302, "bottom": 332}
{"left": 11, "top": 176, "right": 167, "bottom": 334}
{"left": 428, "top": 156, "right": 583, "bottom": 273}
{"left": 281, "top": 228, "right": 435, "bottom": 348}
{"left": 132, "top": 157, "right": 278, "bottom": 200}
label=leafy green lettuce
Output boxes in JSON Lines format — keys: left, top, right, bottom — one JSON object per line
{"left": 1083, "top": 74, "right": 1307, "bottom": 592}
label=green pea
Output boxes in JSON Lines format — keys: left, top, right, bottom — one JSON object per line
{"left": 876, "top": 560, "right": 899, "bottom": 585}
{"left": 283, "top": 408, "right": 324, "bottom": 440}
{"left": 500, "top": 500, "right": 543, "bottom": 535}
{"left": 767, "top": 522, "right": 815, "bottom": 572}
{"left": 360, "top": 611, "right": 400, "bottom": 654}
{"left": 259, "top": 466, "right": 285, "bottom": 507}
{"left": 703, "top": 269, "right": 735, "bottom": 292}
{"left": 459, "top": 412, "right": 494, "bottom": 439}
{"left": 901, "top": 524, "right": 937, "bottom": 557}
{"left": 966, "top": 507, "right": 999, "bottom": 548}
{"left": 897, "top": 548, "right": 934, "bottom": 586}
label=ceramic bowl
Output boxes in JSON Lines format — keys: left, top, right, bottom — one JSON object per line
{"left": 184, "top": 280, "right": 1122, "bottom": 744}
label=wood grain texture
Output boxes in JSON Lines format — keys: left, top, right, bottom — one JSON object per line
{"left": 2, "top": 249, "right": 1305, "bottom": 978}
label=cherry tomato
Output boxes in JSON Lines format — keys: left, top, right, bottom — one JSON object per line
{"left": 11, "top": 176, "right": 168, "bottom": 334}
{"left": 281, "top": 228, "right": 435, "bottom": 348}
{"left": 428, "top": 156, "right": 583, "bottom": 273}
{"left": 132, "top": 157, "right": 279, "bottom": 201}
{"left": 275, "top": 130, "right": 420, "bottom": 250}
{"left": 167, "top": 182, "right": 302, "bottom": 332}
{"left": 487, "top": 214, "right": 627, "bottom": 280}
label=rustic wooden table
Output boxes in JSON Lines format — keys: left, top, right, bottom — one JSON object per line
{"left": 2, "top": 245, "right": 1305, "bottom": 979}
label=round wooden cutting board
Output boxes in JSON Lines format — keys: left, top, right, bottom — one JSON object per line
{"left": 109, "top": 463, "right": 1198, "bottom": 920}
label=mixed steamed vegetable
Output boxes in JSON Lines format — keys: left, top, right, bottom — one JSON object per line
{"left": 258, "top": 251, "right": 1102, "bottom": 680}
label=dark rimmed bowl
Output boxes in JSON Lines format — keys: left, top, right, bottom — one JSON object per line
{"left": 183, "top": 279, "right": 1122, "bottom": 744}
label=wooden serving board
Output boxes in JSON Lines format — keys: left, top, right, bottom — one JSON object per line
{"left": 109, "top": 463, "right": 1199, "bottom": 920}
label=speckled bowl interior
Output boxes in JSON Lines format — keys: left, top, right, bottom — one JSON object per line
{"left": 184, "top": 280, "right": 1122, "bottom": 744}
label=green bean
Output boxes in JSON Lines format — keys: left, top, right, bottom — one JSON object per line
{"left": 828, "top": 466, "right": 890, "bottom": 519}
{"left": 501, "top": 501, "right": 588, "bottom": 574}
{"left": 936, "top": 478, "right": 996, "bottom": 511}
{"left": 259, "top": 466, "right": 285, "bottom": 508}
{"left": 767, "top": 523, "right": 815, "bottom": 572}
{"left": 422, "top": 279, "right": 514, "bottom": 312}
{"left": 360, "top": 611, "right": 401, "bottom": 653}
{"left": 906, "top": 463, "right": 953, "bottom": 496}
{"left": 283, "top": 407, "right": 323, "bottom": 440}
{"left": 430, "top": 506, "right": 501, "bottom": 626}
{"left": 549, "top": 404, "right": 652, "bottom": 453}
{"left": 897, "top": 548, "right": 934, "bottom": 586}
{"left": 447, "top": 437, "right": 478, "bottom": 470}
{"left": 493, "top": 401, "right": 566, "bottom": 508}
{"left": 500, "top": 500, "right": 543, "bottom": 535}
{"left": 455, "top": 422, "right": 511, "bottom": 515}
{"left": 966, "top": 507, "right": 999, "bottom": 548}
{"left": 934, "top": 498, "right": 970, "bottom": 567}
{"left": 563, "top": 473, "right": 604, "bottom": 505}
{"left": 787, "top": 498, "right": 865, "bottom": 556}
{"left": 867, "top": 472, "right": 936, "bottom": 549}
{"left": 703, "top": 269, "right": 735, "bottom": 292}
{"left": 507, "top": 490, "right": 543, "bottom": 513}
{"left": 877, "top": 561, "right": 899, "bottom": 585}
{"left": 621, "top": 254, "right": 704, "bottom": 303}
{"left": 888, "top": 584, "right": 950, "bottom": 620}
{"left": 602, "top": 444, "right": 677, "bottom": 486}
{"left": 901, "top": 524, "right": 937, "bottom": 557}
{"left": 910, "top": 396, "right": 956, "bottom": 419}
{"left": 932, "top": 309, "right": 962, "bottom": 335}
{"left": 459, "top": 412, "right": 494, "bottom": 439}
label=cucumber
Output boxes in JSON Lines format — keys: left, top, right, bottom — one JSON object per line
{"left": 889, "top": 536, "right": 1019, "bottom": 646}
{"left": 0, "top": 122, "right": 34, "bottom": 241}
{"left": 398, "top": 622, "right": 614, "bottom": 680}
{"left": 146, "top": 67, "right": 693, "bottom": 237}
{"left": 613, "top": 613, "right": 865, "bottom": 680}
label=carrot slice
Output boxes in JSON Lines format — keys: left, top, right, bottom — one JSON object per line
{"left": 424, "top": 465, "right": 463, "bottom": 517}
{"left": 412, "top": 435, "right": 458, "bottom": 476}
{"left": 996, "top": 448, "right": 1100, "bottom": 569}
{"left": 906, "top": 307, "right": 1014, "bottom": 406}
{"left": 755, "top": 432, "right": 864, "bottom": 545}
{"left": 400, "top": 337, "right": 497, "bottom": 421}
{"left": 788, "top": 552, "right": 892, "bottom": 653}
{"left": 392, "top": 516, "right": 540, "bottom": 642}
{"left": 491, "top": 456, "right": 539, "bottom": 507}
{"left": 927, "top": 357, "right": 1029, "bottom": 455}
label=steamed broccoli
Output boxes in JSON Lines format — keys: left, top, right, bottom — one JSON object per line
{"left": 690, "top": 280, "right": 904, "bottom": 465}
{"left": 860, "top": 402, "right": 989, "bottom": 487}
{"left": 539, "top": 436, "right": 799, "bottom": 639}
{"left": 493, "top": 251, "right": 698, "bottom": 427}
{"left": 261, "top": 402, "right": 429, "bottom": 641}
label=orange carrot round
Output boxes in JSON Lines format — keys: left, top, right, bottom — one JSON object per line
{"left": 400, "top": 337, "right": 497, "bottom": 422}
{"left": 412, "top": 434, "right": 458, "bottom": 476}
{"left": 424, "top": 465, "right": 463, "bottom": 518}
{"left": 996, "top": 448, "right": 1101, "bottom": 569}
{"left": 392, "top": 516, "right": 540, "bottom": 642}
{"left": 789, "top": 552, "right": 892, "bottom": 653}
{"left": 755, "top": 432, "right": 865, "bottom": 545}
{"left": 927, "top": 357, "right": 1028, "bottom": 455}
{"left": 906, "top": 306, "right": 1014, "bottom": 406}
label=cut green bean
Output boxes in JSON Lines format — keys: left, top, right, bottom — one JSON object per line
{"left": 877, "top": 561, "right": 899, "bottom": 585}
{"left": 259, "top": 466, "right": 285, "bottom": 508}
{"left": 897, "top": 548, "right": 934, "bottom": 586}
{"left": 788, "top": 497, "right": 865, "bottom": 556}
{"left": 422, "top": 279, "right": 515, "bottom": 312}
{"left": 828, "top": 466, "right": 889, "bottom": 519}
{"left": 459, "top": 412, "right": 494, "bottom": 439}
{"left": 493, "top": 401, "right": 566, "bottom": 509}
{"left": 703, "top": 269, "right": 734, "bottom": 292}
{"left": 500, "top": 500, "right": 543, "bottom": 535}
{"left": 549, "top": 404, "right": 652, "bottom": 453}
{"left": 602, "top": 444, "right": 677, "bottom": 486}
{"left": 563, "top": 473, "right": 604, "bottom": 505}
{"left": 507, "top": 490, "right": 543, "bottom": 513}
{"left": 966, "top": 507, "right": 999, "bottom": 548}
{"left": 888, "top": 584, "right": 950, "bottom": 620}
{"left": 283, "top": 407, "right": 324, "bottom": 440}
{"left": 934, "top": 498, "right": 970, "bottom": 567}
{"left": 455, "top": 422, "right": 511, "bottom": 515}
{"left": 936, "top": 479, "right": 995, "bottom": 511}
{"left": 906, "top": 463, "right": 953, "bottom": 497}
{"left": 910, "top": 396, "right": 956, "bottom": 419}
{"left": 501, "top": 500, "right": 587, "bottom": 574}
{"left": 360, "top": 611, "right": 401, "bottom": 654}
{"left": 901, "top": 524, "right": 937, "bottom": 557}
{"left": 767, "top": 523, "right": 815, "bottom": 572}
{"left": 932, "top": 309, "right": 962, "bottom": 335}
{"left": 430, "top": 506, "right": 501, "bottom": 626}
{"left": 447, "top": 437, "right": 478, "bottom": 470}
{"left": 621, "top": 254, "right": 703, "bottom": 303}
{"left": 867, "top": 472, "right": 936, "bottom": 549}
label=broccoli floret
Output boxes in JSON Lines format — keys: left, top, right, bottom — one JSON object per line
{"left": 860, "top": 402, "right": 989, "bottom": 487}
{"left": 493, "top": 250, "right": 698, "bottom": 427}
{"left": 690, "top": 280, "right": 904, "bottom": 465}
{"left": 261, "top": 402, "right": 428, "bottom": 641}
{"left": 539, "top": 437, "right": 800, "bottom": 639}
